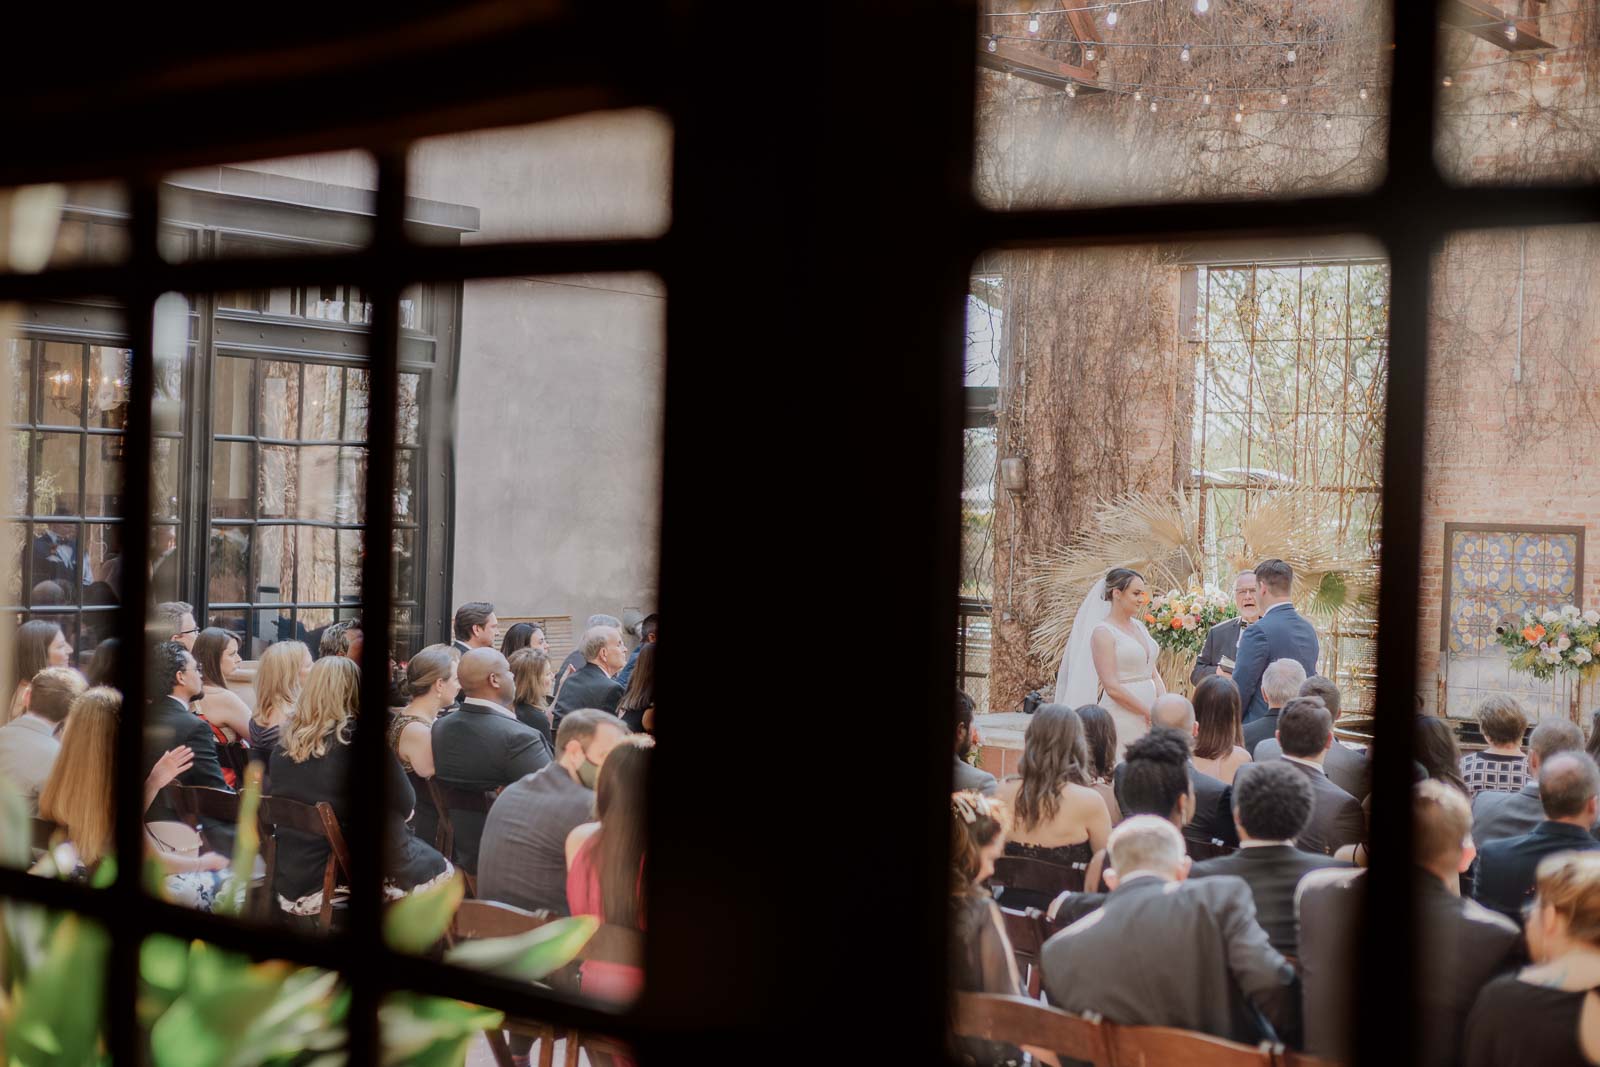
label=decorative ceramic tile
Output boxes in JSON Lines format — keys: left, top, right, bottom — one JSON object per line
{"left": 1448, "top": 529, "right": 1578, "bottom": 654}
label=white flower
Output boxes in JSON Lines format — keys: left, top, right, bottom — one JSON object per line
{"left": 1574, "top": 647, "right": 1594, "bottom": 665}
{"left": 1541, "top": 648, "right": 1564, "bottom": 664}
{"left": 1543, "top": 610, "right": 1563, "bottom": 625}
{"left": 1562, "top": 604, "right": 1582, "bottom": 620}
{"left": 1584, "top": 610, "right": 1600, "bottom": 627}
{"left": 1526, "top": 610, "right": 1538, "bottom": 625}
{"left": 1557, "top": 634, "right": 1573, "bottom": 651}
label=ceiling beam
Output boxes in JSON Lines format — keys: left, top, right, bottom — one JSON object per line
{"left": 1440, "top": 0, "right": 1554, "bottom": 51}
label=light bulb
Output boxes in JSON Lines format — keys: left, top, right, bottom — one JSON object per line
{"left": 1085, "top": 45, "right": 1096, "bottom": 60}
{"left": 1286, "top": 47, "right": 1297, "bottom": 63}
{"left": 986, "top": 36, "right": 998, "bottom": 53}
{"left": 1027, "top": 14, "right": 1040, "bottom": 34}
{"left": 1066, "top": 81, "right": 1077, "bottom": 97}
{"left": 1105, "top": 5, "right": 1118, "bottom": 25}
{"left": 1441, "top": 75, "right": 1453, "bottom": 88}
{"left": 1233, "top": 107, "right": 1243, "bottom": 123}
{"left": 1180, "top": 44, "right": 1192, "bottom": 62}
{"left": 1537, "top": 56, "right": 1549, "bottom": 74}
{"left": 1279, "top": 92, "right": 1288, "bottom": 106}
{"left": 1150, "top": 100, "right": 1158, "bottom": 112}
{"left": 1133, "top": 88, "right": 1142, "bottom": 100}
{"left": 1504, "top": 22, "right": 1517, "bottom": 42}
{"left": 1509, "top": 113, "right": 1520, "bottom": 127}
{"left": 1323, "top": 114, "right": 1333, "bottom": 129}
{"left": 1203, "top": 92, "right": 1212, "bottom": 105}
{"left": 1359, "top": 86, "right": 1368, "bottom": 101}
{"left": 1195, "top": 0, "right": 1209, "bottom": 12}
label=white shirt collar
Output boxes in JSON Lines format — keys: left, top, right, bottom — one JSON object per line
{"left": 462, "top": 696, "right": 515, "bottom": 719}
{"left": 1282, "top": 753, "right": 1326, "bottom": 775}
{"left": 1240, "top": 838, "right": 1293, "bottom": 848}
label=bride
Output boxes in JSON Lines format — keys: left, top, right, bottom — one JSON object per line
{"left": 1053, "top": 567, "right": 1165, "bottom": 758}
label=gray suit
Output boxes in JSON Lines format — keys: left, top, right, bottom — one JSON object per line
{"left": 1281, "top": 759, "right": 1365, "bottom": 856}
{"left": 1470, "top": 782, "right": 1545, "bottom": 847}
{"left": 0, "top": 715, "right": 58, "bottom": 815}
{"left": 953, "top": 757, "right": 997, "bottom": 797}
{"left": 1255, "top": 738, "right": 1370, "bottom": 800}
{"left": 1041, "top": 874, "right": 1298, "bottom": 1044}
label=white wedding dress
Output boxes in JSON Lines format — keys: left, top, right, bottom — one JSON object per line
{"left": 1053, "top": 577, "right": 1161, "bottom": 759}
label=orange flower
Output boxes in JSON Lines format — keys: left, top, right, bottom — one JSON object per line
{"left": 1523, "top": 624, "right": 1547, "bottom": 644}
{"left": 1145, "top": 614, "right": 1157, "bottom": 624}
{"left": 1170, "top": 617, "right": 1186, "bottom": 629}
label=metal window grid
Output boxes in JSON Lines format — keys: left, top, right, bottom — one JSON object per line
{"left": 0, "top": 2, "right": 1579, "bottom": 1064}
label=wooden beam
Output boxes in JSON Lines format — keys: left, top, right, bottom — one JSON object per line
{"left": 1440, "top": 0, "right": 1553, "bottom": 51}
{"left": 978, "top": 42, "right": 1108, "bottom": 94}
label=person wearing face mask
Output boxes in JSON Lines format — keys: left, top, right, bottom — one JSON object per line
{"left": 477, "top": 708, "right": 630, "bottom": 918}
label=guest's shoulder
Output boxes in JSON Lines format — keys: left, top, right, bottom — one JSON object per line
{"left": 1456, "top": 895, "right": 1522, "bottom": 939}
{"left": 1182, "top": 872, "right": 1257, "bottom": 908}
{"left": 1188, "top": 852, "right": 1242, "bottom": 878}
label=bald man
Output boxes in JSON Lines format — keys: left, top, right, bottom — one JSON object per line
{"left": 1115, "top": 691, "right": 1239, "bottom": 851}
{"left": 430, "top": 648, "right": 551, "bottom": 874}
{"left": 1474, "top": 750, "right": 1600, "bottom": 922}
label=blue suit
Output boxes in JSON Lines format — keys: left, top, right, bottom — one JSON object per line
{"left": 1232, "top": 603, "right": 1319, "bottom": 724}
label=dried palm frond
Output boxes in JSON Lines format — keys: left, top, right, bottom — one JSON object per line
{"left": 1233, "top": 488, "right": 1378, "bottom": 624}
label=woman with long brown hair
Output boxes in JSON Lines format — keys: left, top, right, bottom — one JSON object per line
{"left": 192, "top": 627, "right": 254, "bottom": 742}
{"left": 616, "top": 641, "right": 654, "bottom": 735}
{"left": 565, "top": 734, "right": 652, "bottom": 1003}
{"left": 994, "top": 703, "right": 1112, "bottom": 910}
{"left": 508, "top": 647, "right": 555, "bottom": 754}
{"left": 1416, "top": 715, "right": 1470, "bottom": 798}
{"left": 389, "top": 644, "right": 460, "bottom": 849}
{"left": 10, "top": 619, "right": 72, "bottom": 721}
{"left": 1191, "top": 674, "right": 1251, "bottom": 784}
{"left": 1074, "top": 704, "right": 1122, "bottom": 824}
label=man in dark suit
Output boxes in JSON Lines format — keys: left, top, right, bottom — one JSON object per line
{"left": 1242, "top": 658, "right": 1308, "bottom": 757}
{"left": 1233, "top": 559, "right": 1319, "bottom": 724}
{"left": 1274, "top": 697, "right": 1365, "bottom": 855}
{"left": 552, "top": 613, "right": 622, "bottom": 700}
{"left": 450, "top": 600, "right": 499, "bottom": 656}
{"left": 430, "top": 648, "right": 551, "bottom": 873}
{"left": 1042, "top": 815, "right": 1298, "bottom": 1044}
{"left": 1190, "top": 760, "right": 1348, "bottom": 957}
{"left": 1191, "top": 570, "right": 1262, "bottom": 685}
{"left": 1254, "top": 676, "right": 1370, "bottom": 798}
{"left": 616, "top": 612, "right": 657, "bottom": 689}
{"left": 1474, "top": 750, "right": 1600, "bottom": 921}
{"left": 142, "top": 641, "right": 233, "bottom": 849}
{"left": 551, "top": 623, "right": 628, "bottom": 729}
{"left": 1472, "top": 719, "right": 1587, "bottom": 847}
{"left": 1115, "top": 700, "right": 1238, "bottom": 850}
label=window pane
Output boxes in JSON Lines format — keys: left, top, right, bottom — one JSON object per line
{"left": 210, "top": 440, "right": 253, "bottom": 519}
{"left": 5, "top": 339, "right": 30, "bottom": 423}
{"left": 34, "top": 432, "right": 81, "bottom": 518}
{"left": 255, "top": 523, "right": 292, "bottom": 604}
{"left": 85, "top": 346, "right": 130, "bottom": 430}
{"left": 212, "top": 355, "right": 252, "bottom": 437}
{"left": 36, "top": 342, "right": 83, "bottom": 428}
{"left": 296, "top": 525, "right": 338, "bottom": 604}
{"left": 0, "top": 181, "right": 127, "bottom": 273}
{"left": 302, "top": 363, "right": 344, "bottom": 441}
{"left": 209, "top": 525, "right": 250, "bottom": 604}
{"left": 82, "top": 438, "right": 123, "bottom": 518}
{"left": 344, "top": 367, "right": 369, "bottom": 440}
{"left": 259, "top": 361, "right": 300, "bottom": 440}
{"left": 152, "top": 436, "right": 182, "bottom": 521}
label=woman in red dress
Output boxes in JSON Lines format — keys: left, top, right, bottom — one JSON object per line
{"left": 565, "top": 735, "right": 652, "bottom": 1004}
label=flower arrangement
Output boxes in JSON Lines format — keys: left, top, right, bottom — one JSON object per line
{"left": 1143, "top": 586, "right": 1238, "bottom": 657}
{"left": 1496, "top": 605, "right": 1600, "bottom": 681}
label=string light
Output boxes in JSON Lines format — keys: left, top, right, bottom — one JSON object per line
{"left": 1358, "top": 85, "right": 1368, "bottom": 100}
{"left": 987, "top": 35, "right": 999, "bottom": 52}
{"left": 1150, "top": 99, "right": 1158, "bottom": 111}
{"left": 1195, "top": 0, "right": 1210, "bottom": 12}
{"left": 1442, "top": 75, "right": 1453, "bottom": 87}
{"left": 1233, "top": 104, "right": 1244, "bottom": 123}
{"left": 1323, "top": 114, "right": 1333, "bottom": 129}
{"left": 1180, "top": 43, "right": 1192, "bottom": 62}
{"left": 1084, "top": 44, "right": 1096, "bottom": 59}
{"left": 1279, "top": 91, "right": 1289, "bottom": 106}
{"left": 1027, "top": 13, "right": 1041, "bottom": 33}
{"left": 1105, "top": 5, "right": 1118, "bottom": 25}
{"left": 1202, "top": 81, "right": 1213, "bottom": 105}
{"left": 1509, "top": 112, "right": 1520, "bottom": 126}
{"left": 1066, "top": 81, "right": 1078, "bottom": 97}
{"left": 1537, "top": 55, "right": 1550, "bottom": 73}
{"left": 1285, "top": 47, "right": 1297, "bottom": 63}
{"left": 1504, "top": 21, "right": 1518, "bottom": 42}
{"left": 1133, "top": 87, "right": 1142, "bottom": 100}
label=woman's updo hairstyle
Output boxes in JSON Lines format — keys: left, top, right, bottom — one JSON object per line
{"left": 950, "top": 791, "right": 1008, "bottom": 896}
{"left": 1104, "top": 567, "right": 1144, "bottom": 601}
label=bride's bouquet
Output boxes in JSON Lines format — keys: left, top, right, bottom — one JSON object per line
{"left": 1496, "top": 605, "right": 1600, "bottom": 681}
{"left": 1143, "top": 587, "right": 1237, "bottom": 657}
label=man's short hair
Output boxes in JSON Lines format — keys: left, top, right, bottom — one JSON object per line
{"left": 1299, "top": 676, "right": 1342, "bottom": 721}
{"left": 154, "top": 601, "right": 193, "bottom": 635}
{"left": 581, "top": 625, "right": 619, "bottom": 662}
{"left": 585, "top": 613, "right": 622, "bottom": 630}
{"left": 320, "top": 619, "right": 361, "bottom": 658}
{"left": 1476, "top": 695, "right": 1529, "bottom": 747}
{"left": 1254, "top": 558, "right": 1294, "bottom": 596}
{"left": 638, "top": 613, "right": 659, "bottom": 641}
{"left": 955, "top": 687, "right": 976, "bottom": 730}
{"left": 1234, "top": 570, "right": 1257, "bottom": 589}
{"left": 28, "top": 667, "right": 86, "bottom": 724}
{"left": 1414, "top": 779, "right": 1472, "bottom": 868}
{"left": 1262, "top": 659, "right": 1309, "bottom": 707}
{"left": 1120, "top": 728, "right": 1193, "bottom": 819}
{"left": 554, "top": 708, "right": 628, "bottom": 751}
{"left": 1232, "top": 761, "right": 1314, "bottom": 841}
{"left": 148, "top": 641, "right": 190, "bottom": 701}
{"left": 1531, "top": 719, "right": 1585, "bottom": 764}
{"left": 1277, "top": 696, "right": 1334, "bottom": 758}
{"left": 1541, "top": 752, "right": 1600, "bottom": 820}
{"left": 1107, "top": 815, "right": 1186, "bottom": 878}
{"left": 453, "top": 602, "right": 496, "bottom": 642}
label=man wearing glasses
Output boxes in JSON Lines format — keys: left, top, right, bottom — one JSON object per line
{"left": 154, "top": 601, "right": 201, "bottom": 651}
{"left": 142, "top": 641, "right": 232, "bottom": 851}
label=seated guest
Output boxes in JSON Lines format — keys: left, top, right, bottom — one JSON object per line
{"left": 1243, "top": 659, "right": 1308, "bottom": 758}
{"left": 250, "top": 640, "right": 311, "bottom": 755}
{"left": 142, "top": 642, "right": 229, "bottom": 831}
{"left": 1463, "top": 696, "right": 1531, "bottom": 798}
{"left": 268, "top": 657, "right": 452, "bottom": 920}
{"left": 509, "top": 648, "right": 556, "bottom": 753}
{"left": 1474, "top": 751, "right": 1600, "bottom": 922}
{"left": 478, "top": 709, "right": 629, "bottom": 915}
{"left": 451, "top": 601, "right": 500, "bottom": 655}
{"left": 9, "top": 620, "right": 71, "bottom": 722}
{"left": 192, "top": 627, "right": 254, "bottom": 761}
{"left": 1086, "top": 727, "right": 1198, "bottom": 892}
{"left": 1075, "top": 704, "right": 1121, "bottom": 824}
{"left": 1272, "top": 696, "right": 1365, "bottom": 856}
{"left": 953, "top": 688, "right": 997, "bottom": 797}
{"left": 615, "top": 642, "right": 655, "bottom": 735}
{"left": 389, "top": 644, "right": 461, "bottom": 849}
{"left": 1041, "top": 815, "right": 1298, "bottom": 1044}
{"left": 550, "top": 625, "right": 628, "bottom": 727}
{"left": 1255, "top": 676, "right": 1369, "bottom": 799}
{"left": 566, "top": 735, "right": 653, "bottom": 1004}
{"left": 1190, "top": 761, "right": 1347, "bottom": 957}
{"left": 1465, "top": 852, "right": 1600, "bottom": 1067}
{"left": 86, "top": 638, "right": 118, "bottom": 688}
{"left": 554, "top": 613, "right": 622, "bottom": 699}
{"left": 946, "top": 790, "right": 1029, "bottom": 1067}
{"left": 154, "top": 600, "right": 200, "bottom": 650}
{"left": 994, "top": 704, "right": 1111, "bottom": 910}
{"left": 1474, "top": 719, "right": 1587, "bottom": 846}
{"left": 616, "top": 612, "right": 657, "bottom": 690}
{"left": 499, "top": 621, "right": 543, "bottom": 658}
{"left": 1115, "top": 696, "right": 1238, "bottom": 852}
{"left": 430, "top": 648, "right": 551, "bottom": 872}
{"left": 0, "top": 668, "right": 85, "bottom": 814}
{"left": 1191, "top": 674, "right": 1251, "bottom": 785}
{"left": 1415, "top": 715, "right": 1471, "bottom": 797}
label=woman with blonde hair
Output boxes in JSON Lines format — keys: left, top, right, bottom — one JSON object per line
{"left": 388, "top": 644, "right": 460, "bottom": 848}
{"left": 508, "top": 647, "right": 555, "bottom": 754}
{"left": 268, "top": 657, "right": 451, "bottom": 921}
{"left": 250, "top": 640, "right": 311, "bottom": 753}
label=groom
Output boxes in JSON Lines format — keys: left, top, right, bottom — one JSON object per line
{"left": 1232, "top": 558, "right": 1319, "bottom": 724}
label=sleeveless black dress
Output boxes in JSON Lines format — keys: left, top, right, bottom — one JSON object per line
{"left": 995, "top": 839, "right": 1093, "bottom": 912}
{"left": 1465, "top": 976, "right": 1600, "bottom": 1067}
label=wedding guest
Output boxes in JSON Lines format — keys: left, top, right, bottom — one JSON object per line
{"left": 1085, "top": 727, "right": 1199, "bottom": 893}
{"left": 1474, "top": 752, "right": 1600, "bottom": 922}
{"left": 1233, "top": 559, "right": 1319, "bottom": 725}
{"left": 192, "top": 628, "right": 253, "bottom": 743}
{"left": 954, "top": 688, "right": 998, "bottom": 797}
{"left": 616, "top": 613, "right": 657, "bottom": 690}
{"left": 1465, "top": 852, "right": 1600, "bottom": 1067}
{"left": 0, "top": 668, "right": 85, "bottom": 814}
{"left": 1191, "top": 674, "right": 1251, "bottom": 784}
{"left": 1189, "top": 760, "right": 1346, "bottom": 957}
{"left": 1473, "top": 720, "right": 1587, "bottom": 847}
{"left": 153, "top": 601, "right": 200, "bottom": 650}
{"left": 1041, "top": 815, "right": 1298, "bottom": 1044}
{"left": 1274, "top": 697, "right": 1365, "bottom": 855}
{"left": 250, "top": 640, "right": 311, "bottom": 755}
{"left": 389, "top": 644, "right": 460, "bottom": 850}
{"left": 1416, "top": 715, "right": 1471, "bottom": 797}
{"left": 550, "top": 625, "right": 627, "bottom": 728}
{"left": 500, "top": 622, "right": 545, "bottom": 658}
{"left": 1115, "top": 694, "right": 1238, "bottom": 852}
{"left": 317, "top": 619, "right": 363, "bottom": 662}
{"left": 616, "top": 642, "right": 655, "bottom": 735}
{"left": 554, "top": 613, "right": 622, "bottom": 700}
{"left": 10, "top": 620, "right": 71, "bottom": 722}
{"left": 1243, "top": 659, "right": 1307, "bottom": 757}
{"left": 430, "top": 648, "right": 551, "bottom": 872}
{"left": 268, "top": 657, "right": 452, "bottom": 921}
{"left": 566, "top": 735, "right": 652, "bottom": 1003}
{"left": 451, "top": 601, "right": 499, "bottom": 655}
{"left": 1075, "top": 704, "right": 1122, "bottom": 824}
{"left": 1192, "top": 571, "right": 1262, "bottom": 684}
{"left": 142, "top": 642, "right": 229, "bottom": 834}
{"left": 1586, "top": 708, "right": 1600, "bottom": 766}
{"left": 509, "top": 648, "right": 557, "bottom": 754}
{"left": 86, "top": 638, "right": 118, "bottom": 688}
{"left": 1464, "top": 695, "right": 1532, "bottom": 798}
{"left": 1255, "top": 676, "right": 1369, "bottom": 799}
{"left": 947, "top": 790, "right": 1028, "bottom": 1067}
{"left": 994, "top": 704, "right": 1111, "bottom": 910}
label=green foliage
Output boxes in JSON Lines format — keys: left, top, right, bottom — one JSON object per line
{"left": 379, "top": 993, "right": 504, "bottom": 1067}
{"left": 443, "top": 916, "right": 599, "bottom": 982}
{"left": 383, "top": 873, "right": 465, "bottom": 955}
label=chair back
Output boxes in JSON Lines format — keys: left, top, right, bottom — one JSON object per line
{"left": 999, "top": 907, "right": 1048, "bottom": 998}
{"left": 425, "top": 780, "right": 496, "bottom": 896}
{"left": 1278, "top": 1052, "right": 1341, "bottom": 1067}
{"left": 951, "top": 993, "right": 1111, "bottom": 1066}
{"left": 1109, "top": 1024, "right": 1278, "bottom": 1067}
{"left": 991, "top": 854, "right": 1086, "bottom": 897}
{"left": 576, "top": 922, "right": 645, "bottom": 968}
{"left": 450, "top": 899, "right": 553, "bottom": 943}
{"left": 161, "top": 784, "right": 242, "bottom": 855}
{"left": 258, "top": 795, "right": 351, "bottom": 931}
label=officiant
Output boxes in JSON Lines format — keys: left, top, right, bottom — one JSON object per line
{"left": 1190, "top": 570, "right": 1263, "bottom": 685}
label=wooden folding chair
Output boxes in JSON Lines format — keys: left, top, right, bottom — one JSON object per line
{"left": 425, "top": 779, "right": 496, "bottom": 897}
{"left": 1109, "top": 1023, "right": 1279, "bottom": 1067}
{"left": 999, "top": 906, "right": 1049, "bottom": 999}
{"left": 161, "top": 783, "right": 242, "bottom": 856}
{"left": 1277, "top": 1051, "right": 1343, "bottom": 1067}
{"left": 951, "top": 992, "right": 1113, "bottom": 1066}
{"left": 991, "top": 854, "right": 1087, "bottom": 903}
{"left": 257, "top": 795, "right": 352, "bottom": 932}
{"left": 448, "top": 901, "right": 558, "bottom": 1067}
